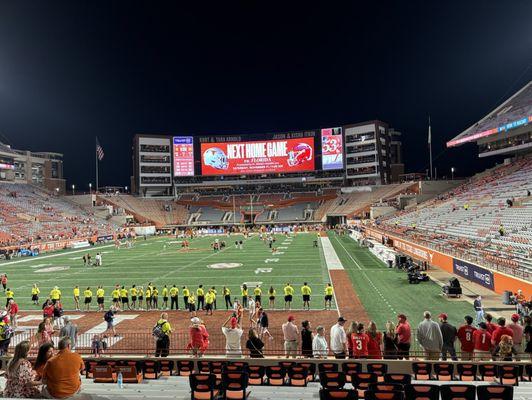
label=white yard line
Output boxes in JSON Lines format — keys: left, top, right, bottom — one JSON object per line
{"left": 318, "top": 237, "right": 341, "bottom": 316}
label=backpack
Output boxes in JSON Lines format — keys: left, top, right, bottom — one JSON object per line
{"left": 152, "top": 322, "right": 166, "bottom": 339}
{"left": 104, "top": 311, "right": 113, "bottom": 322}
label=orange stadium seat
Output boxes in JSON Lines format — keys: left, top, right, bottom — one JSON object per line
{"left": 404, "top": 384, "right": 439, "bottom": 400}
{"left": 189, "top": 373, "right": 220, "bottom": 400}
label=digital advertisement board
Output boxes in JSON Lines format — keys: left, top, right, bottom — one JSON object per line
{"left": 453, "top": 258, "right": 494, "bottom": 290}
{"left": 321, "top": 127, "right": 343, "bottom": 170}
{"left": 201, "top": 137, "right": 315, "bottom": 176}
{"left": 173, "top": 136, "right": 194, "bottom": 176}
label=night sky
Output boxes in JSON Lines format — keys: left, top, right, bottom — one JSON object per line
{"left": 0, "top": 1, "right": 531, "bottom": 189}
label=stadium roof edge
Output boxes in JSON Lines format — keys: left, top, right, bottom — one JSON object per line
{"left": 447, "top": 80, "right": 532, "bottom": 148}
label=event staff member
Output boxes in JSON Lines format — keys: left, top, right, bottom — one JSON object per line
{"left": 152, "top": 287, "right": 159, "bottom": 309}
{"left": 154, "top": 313, "right": 172, "bottom": 357}
{"left": 96, "top": 286, "right": 105, "bottom": 311}
{"left": 223, "top": 286, "right": 232, "bottom": 309}
{"left": 210, "top": 287, "right": 217, "bottom": 310}
{"left": 268, "top": 286, "right": 276, "bottom": 309}
{"left": 83, "top": 287, "right": 92, "bottom": 311}
{"left": 283, "top": 283, "right": 294, "bottom": 311}
{"left": 138, "top": 286, "right": 144, "bottom": 310}
{"left": 169, "top": 285, "right": 179, "bottom": 310}
{"left": 31, "top": 284, "right": 40, "bottom": 305}
{"left": 73, "top": 286, "right": 80, "bottom": 311}
{"left": 188, "top": 294, "right": 196, "bottom": 317}
{"left": 301, "top": 283, "right": 312, "bottom": 311}
{"left": 5, "top": 288, "right": 14, "bottom": 307}
{"left": 130, "top": 285, "right": 138, "bottom": 310}
{"left": 205, "top": 291, "right": 214, "bottom": 316}
{"left": 112, "top": 286, "right": 120, "bottom": 310}
{"left": 253, "top": 286, "right": 262, "bottom": 305}
{"left": 457, "top": 316, "right": 477, "bottom": 360}
{"left": 241, "top": 284, "right": 248, "bottom": 308}
{"left": 197, "top": 285, "right": 205, "bottom": 310}
{"left": 145, "top": 287, "right": 152, "bottom": 311}
{"left": 182, "top": 286, "right": 190, "bottom": 311}
{"left": 162, "top": 285, "right": 169, "bottom": 310}
{"left": 324, "top": 284, "right": 334, "bottom": 310}
{"left": 50, "top": 287, "right": 61, "bottom": 305}
{"left": 120, "top": 286, "right": 130, "bottom": 310}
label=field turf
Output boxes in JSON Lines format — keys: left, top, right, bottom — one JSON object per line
{"left": 0, "top": 233, "right": 335, "bottom": 311}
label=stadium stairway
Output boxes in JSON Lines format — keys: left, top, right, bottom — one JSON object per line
{"left": 1, "top": 376, "right": 531, "bottom": 399}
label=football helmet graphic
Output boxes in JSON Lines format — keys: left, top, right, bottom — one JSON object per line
{"left": 203, "top": 147, "right": 229, "bottom": 170}
{"left": 287, "top": 142, "right": 313, "bottom": 167}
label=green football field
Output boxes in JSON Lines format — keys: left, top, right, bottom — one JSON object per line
{"left": 0, "top": 233, "right": 334, "bottom": 311}
{"left": 0, "top": 232, "right": 478, "bottom": 328}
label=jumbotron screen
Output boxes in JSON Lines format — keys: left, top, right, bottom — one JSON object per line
{"left": 321, "top": 127, "right": 343, "bottom": 170}
{"left": 200, "top": 137, "right": 315, "bottom": 176}
{"left": 173, "top": 136, "right": 194, "bottom": 176}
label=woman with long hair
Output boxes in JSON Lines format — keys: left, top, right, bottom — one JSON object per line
{"left": 351, "top": 323, "right": 370, "bottom": 359}
{"left": 383, "top": 321, "right": 398, "bottom": 360}
{"left": 33, "top": 342, "right": 55, "bottom": 379}
{"left": 367, "top": 321, "right": 383, "bottom": 359}
{"left": 301, "top": 320, "right": 313, "bottom": 358}
{"left": 346, "top": 321, "right": 358, "bottom": 358}
{"left": 3, "top": 340, "right": 41, "bottom": 398}
{"left": 36, "top": 318, "right": 54, "bottom": 346}
{"left": 246, "top": 328, "right": 264, "bottom": 358}
{"left": 268, "top": 286, "right": 276, "bottom": 309}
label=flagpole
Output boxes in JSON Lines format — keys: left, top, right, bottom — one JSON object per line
{"left": 428, "top": 116, "right": 433, "bottom": 180}
{"left": 95, "top": 137, "right": 99, "bottom": 192}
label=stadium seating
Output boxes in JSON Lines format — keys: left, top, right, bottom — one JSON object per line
{"left": 0, "top": 183, "right": 117, "bottom": 246}
{"left": 380, "top": 155, "right": 532, "bottom": 276}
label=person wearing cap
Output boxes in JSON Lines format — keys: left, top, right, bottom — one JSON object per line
{"left": 155, "top": 312, "right": 172, "bottom": 357}
{"left": 473, "top": 322, "right": 492, "bottom": 360}
{"left": 491, "top": 317, "right": 514, "bottom": 346}
{"left": 416, "top": 311, "right": 443, "bottom": 360}
{"left": 222, "top": 315, "right": 243, "bottom": 357}
{"left": 187, "top": 317, "right": 209, "bottom": 357}
{"left": 438, "top": 313, "right": 457, "bottom": 361}
{"left": 473, "top": 295, "right": 484, "bottom": 324}
{"left": 457, "top": 316, "right": 477, "bottom": 360}
{"left": 330, "top": 317, "right": 348, "bottom": 359}
{"left": 282, "top": 315, "right": 299, "bottom": 358}
{"left": 508, "top": 313, "right": 524, "bottom": 358}
{"left": 395, "top": 314, "right": 411, "bottom": 359}
{"left": 60, "top": 316, "right": 78, "bottom": 350}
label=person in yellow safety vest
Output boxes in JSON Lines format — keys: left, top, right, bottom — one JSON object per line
{"left": 188, "top": 293, "right": 196, "bottom": 317}
{"left": 301, "top": 282, "right": 312, "bottom": 311}
{"left": 137, "top": 286, "right": 144, "bottom": 310}
{"left": 210, "top": 286, "right": 217, "bottom": 310}
{"left": 169, "top": 285, "right": 179, "bottom": 310}
{"left": 205, "top": 291, "right": 214, "bottom": 316}
{"left": 283, "top": 283, "right": 294, "bottom": 311}
{"left": 120, "top": 286, "right": 130, "bottom": 310}
{"left": 324, "top": 283, "right": 334, "bottom": 310}
{"left": 162, "top": 285, "right": 169, "bottom": 310}
{"left": 73, "top": 286, "right": 80, "bottom": 311}
{"left": 129, "top": 285, "right": 138, "bottom": 310}
{"left": 182, "top": 286, "right": 190, "bottom": 311}
{"left": 197, "top": 285, "right": 205, "bottom": 310}
{"left": 50, "top": 287, "right": 61, "bottom": 305}
{"left": 223, "top": 286, "right": 232, "bottom": 309}
{"left": 268, "top": 286, "right": 276, "bottom": 309}
{"left": 145, "top": 287, "right": 152, "bottom": 311}
{"left": 5, "top": 288, "right": 14, "bottom": 308}
{"left": 152, "top": 287, "right": 159, "bottom": 310}
{"left": 31, "top": 284, "right": 40, "bottom": 305}
{"left": 96, "top": 286, "right": 105, "bottom": 311}
{"left": 253, "top": 285, "right": 262, "bottom": 305}
{"left": 83, "top": 287, "right": 92, "bottom": 311}
{"left": 155, "top": 312, "right": 172, "bottom": 357}
{"left": 112, "top": 286, "right": 121, "bottom": 310}
{"left": 241, "top": 284, "right": 248, "bottom": 308}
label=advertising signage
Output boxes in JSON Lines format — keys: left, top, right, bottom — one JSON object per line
{"left": 321, "top": 127, "right": 343, "bottom": 170}
{"left": 452, "top": 258, "right": 494, "bottom": 290}
{"left": 200, "top": 137, "right": 315, "bottom": 176}
{"left": 173, "top": 136, "right": 194, "bottom": 176}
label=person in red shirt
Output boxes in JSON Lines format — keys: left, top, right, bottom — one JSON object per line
{"left": 457, "top": 315, "right": 477, "bottom": 361}
{"left": 7, "top": 299, "right": 18, "bottom": 327}
{"left": 485, "top": 313, "right": 498, "bottom": 334}
{"left": 473, "top": 322, "right": 492, "bottom": 360}
{"left": 366, "top": 321, "right": 382, "bottom": 359}
{"left": 491, "top": 317, "right": 514, "bottom": 346}
{"left": 186, "top": 317, "right": 209, "bottom": 357}
{"left": 350, "top": 323, "right": 370, "bottom": 359}
{"left": 42, "top": 300, "right": 55, "bottom": 320}
{"left": 395, "top": 314, "right": 411, "bottom": 360}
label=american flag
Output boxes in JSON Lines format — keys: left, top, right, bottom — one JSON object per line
{"left": 96, "top": 138, "right": 104, "bottom": 161}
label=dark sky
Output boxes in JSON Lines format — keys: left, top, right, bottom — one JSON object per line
{"left": 0, "top": 1, "right": 531, "bottom": 189}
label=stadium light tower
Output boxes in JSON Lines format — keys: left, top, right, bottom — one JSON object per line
{"left": 89, "top": 182, "right": 92, "bottom": 194}
{"left": 451, "top": 167, "right": 455, "bottom": 180}
{"left": 125, "top": 186, "right": 128, "bottom": 193}
{"left": 71, "top": 184, "right": 75, "bottom": 195}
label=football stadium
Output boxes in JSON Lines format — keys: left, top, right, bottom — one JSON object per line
{"left": 0, "top": 3, "right": 531, "bottom": 400}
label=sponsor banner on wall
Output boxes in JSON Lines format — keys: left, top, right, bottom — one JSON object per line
{"left": 453, "top": 258, "right": 494, "bottom": 290}
{"left": 97, "top": 234, "right": 114, "bottom": 242}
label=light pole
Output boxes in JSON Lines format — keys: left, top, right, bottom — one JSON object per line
{"left": 71, "top": 184, "right": 75, "bottom": 195}
{"left": 89, "top": 183, "right": 92, "bottom": 194}
{"left": 451, "top": 167, "right": 455, "bottom": 180}
{"left": 125, "top": 186, "right": 128, "bottom": 193}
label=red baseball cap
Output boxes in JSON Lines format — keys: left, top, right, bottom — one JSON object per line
{"left": 230, "top": 317, "right": 237, "bottom": 328}
{"left": 438, "top": 313, "right": 448, "bottom": 320}
{"left": 511, "top": 314, "right": 519, "bottom": 322}
{"left": 288, "top": 315, "right": 295, "bottom": 322}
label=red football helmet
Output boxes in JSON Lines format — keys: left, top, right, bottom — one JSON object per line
{"left": 288, "top": 143, "right": 313, "bottom": 167}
